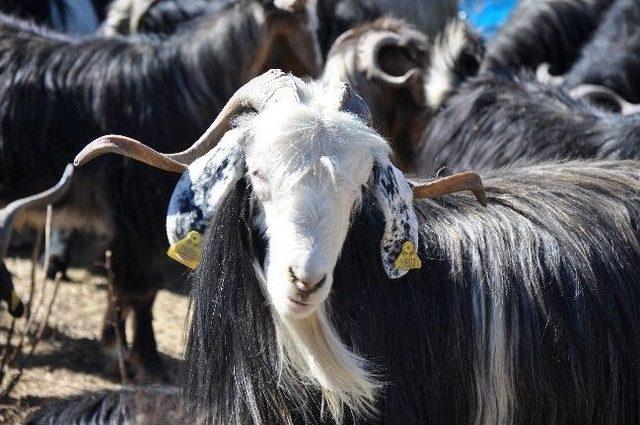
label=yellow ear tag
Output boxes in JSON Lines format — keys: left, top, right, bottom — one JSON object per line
{"left": 393, "top": 241, "right": 422, "bottom": 271}
{"left": 167, "top": 230, "right": 203, "bottom": 269}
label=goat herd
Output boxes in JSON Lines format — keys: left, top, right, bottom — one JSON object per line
{"left": 1, "top": 0, "right": 640, "bottom": 423}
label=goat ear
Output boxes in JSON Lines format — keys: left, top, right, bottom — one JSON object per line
{"left": 369, "top": 159, "right": 420, "bottom": 279}
{"left": 166, "top": 128, "right": 247, "bottom": 245}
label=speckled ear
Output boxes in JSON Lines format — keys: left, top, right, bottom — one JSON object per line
{"left": 370, "top": 159, "right": 420, "bottom": 279}
{"left": 166, "top": 128, "right": 247, "bottom": 245}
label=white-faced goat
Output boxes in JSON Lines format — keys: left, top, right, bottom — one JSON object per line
{"left": 0, "top": 0, "right": 320, "bottom": 381}
{"left": 37, "top": 71, "right": 640, "bottom": 424}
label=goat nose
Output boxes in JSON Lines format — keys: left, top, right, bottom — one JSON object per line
{"left": 288, "top": 266, "right": 326, "bottom": 292}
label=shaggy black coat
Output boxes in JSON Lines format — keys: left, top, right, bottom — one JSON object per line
{"left": 30, "top": 161, "right": 640, "bottom": 424}
{"left": 417, "top": 72, "right": 640, "bottom": 176}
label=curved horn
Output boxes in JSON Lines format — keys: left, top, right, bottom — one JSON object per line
{"left": 75, "top": 135, "right": 188, "bottom": 172}
{"left": 358, "top": 31, "right": 419, "bottom": 85}
{"left": 0, "top": 164, "right": 74, "bottom": 256}
{"left": 536, "top": 63, "right": 564, "bottom": 86}
{"left": 75, "top": 69, "right": 301, "bottom": 169}
{"left": 570, "top": 84, "right": 640, "bottom": 115}
{"left": 412, "top": 171, "right": 487, "bottom": 206}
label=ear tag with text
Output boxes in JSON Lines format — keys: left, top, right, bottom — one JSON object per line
{"left": 393, "top": 241, "right": 422, "bottom": 271}
{"left": 167, "top": 230, "right": 203, "bottom": 269}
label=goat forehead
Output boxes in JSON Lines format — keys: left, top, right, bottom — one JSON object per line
{"left": 246, "top": 101, "right": 388, "bottom": 178}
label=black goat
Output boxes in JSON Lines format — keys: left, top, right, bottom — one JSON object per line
{"left": 482, "top": 0, "right": 613, "bottom": 76}
{"left": 417, "top": 70, "right": 640, "bottom": 176}
{"left": 322, "top": 18, "right": 484, "bottom": 172}
{"left": 0, "top": 0, "right": 320, "bottom": 381}
{"left": 564, "top": 0, "right": 640, "bottom": 103}
{"left": 30, "top": 72, "right": 640, "bottom": 424}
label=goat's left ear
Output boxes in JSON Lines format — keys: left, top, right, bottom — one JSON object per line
{"left": 166, "top": 128, "right": 247, "bottom": 245}
{"left": 370, "top": 159, "right": 420, "bottom": 279}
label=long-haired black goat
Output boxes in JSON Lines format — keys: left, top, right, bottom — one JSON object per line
{"left": 417, "top": 70, "right": 640, "bottom": 176}
{"left": 38, "top": 71, "right": 640, "bottom": 424}
{"left": 563, "top": 0, "right": 640, "bottom": 103}
{"left": 0, "top": 0, "right": 320, "bottom": 381}
{"left": 481, "top": 0, "right": 613, "bottom": 76}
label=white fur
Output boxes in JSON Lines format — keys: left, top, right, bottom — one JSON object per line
{"left": 244, "top": 81, "right": 389, "bottom": 420}
{"left": 424, "top": 20, "right": 468, "bottom": 109}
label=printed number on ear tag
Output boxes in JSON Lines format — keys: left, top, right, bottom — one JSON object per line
{"left": 167, "top": 230, "right": 203, "bottom": 269}
{"left": 393, "top": 241, "right": 422, "bottom": 271}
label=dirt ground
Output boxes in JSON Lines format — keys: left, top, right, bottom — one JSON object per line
{"left": 0, "top": 256, "right": 190, "bottom": 423}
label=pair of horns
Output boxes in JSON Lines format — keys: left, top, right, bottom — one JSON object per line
{"left": 75, "top": 69, "right": 301, "bottom": 171}
{"left": 0, "top": 164, "right": 74, "bottom": 257}
{"left": 75, "top": 70, "right": 486, "bottom": 207}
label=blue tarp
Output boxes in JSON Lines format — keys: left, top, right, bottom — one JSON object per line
{"left": 459, "top": 0, "right": 517, "bottom": 37}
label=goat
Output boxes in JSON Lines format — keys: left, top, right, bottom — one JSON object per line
{"left": 417, "top": 69, "right": 640, "bottom": 176}
{"left": 35, "top": 70, "right": 640, "bottom": 424}
{"left": 563, "top": 0, "right": 640, "bottom": 103}
{"left": 322, "top": 18, "right": 484, "bottom": 172}
{"left": 481, "top": 0, "right": 613, "bottom": 76}
{"left": 0, "top": 0, "right": 320, "bottom": 381}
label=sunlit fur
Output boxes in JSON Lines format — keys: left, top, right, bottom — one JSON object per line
{"left": 181, "top": 159, "right": 640, "bottom": 424}
{"left": 31, "top": 160, "right": 640, "bottom": 424}
{"left": 564, "top": 0, "right": 640, "bottom": 102}
{"left": 481, "top": 0, "right": 610, "bottom": 75}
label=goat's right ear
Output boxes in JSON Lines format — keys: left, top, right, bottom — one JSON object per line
{"left": 166, "top": 128, "right": 247, "bottom": 245}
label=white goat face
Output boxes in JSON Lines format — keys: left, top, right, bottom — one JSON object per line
{"left": 164, "top": 79, "right": 420, "bottom": 321}
{"left": 246, "top": 104, "right": 377, "bottom": 318}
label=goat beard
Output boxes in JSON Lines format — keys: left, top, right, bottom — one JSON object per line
{"left": 252, "top": 259, "right": 380, "bottom": 422}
